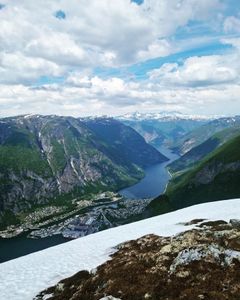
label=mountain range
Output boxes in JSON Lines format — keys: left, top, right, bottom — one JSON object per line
{"left": 1, "top": 112, "right": 240, "bottom": 300}
{"left": 141, "top": 116, "right": 240, "bottom": 217}
{"left": 118, "top": 112, "right": 210, "bottom": 148}
{"left": 1, "top": 112, "right": 240, "bottom": 230}
{"left": 171, "top": 116, "right": 240, "bottom": 155}
{"left": 0, "top": 115, "right": 166, "bottom": 228}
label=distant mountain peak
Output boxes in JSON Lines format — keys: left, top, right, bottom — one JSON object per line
{"left": 117, "top": 111, "right": 221, "bottom": 121}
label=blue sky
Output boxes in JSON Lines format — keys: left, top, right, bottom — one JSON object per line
{"left": 94, "top": 41, "right": 234, "bottom": 80}
{"left": 0, "top": 0, "right": 240, "bottom": 117}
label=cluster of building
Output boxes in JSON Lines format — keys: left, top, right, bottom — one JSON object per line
{"left": 62, "top": 215, "right": 98, "bottom": 239}
{"left": 1, "top": 191, "right": 153, "bottom": 241}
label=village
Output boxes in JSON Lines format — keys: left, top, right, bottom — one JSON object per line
{"left": 0, "top": 191, "right": 152, "bottom": 240}
{"left": 28, "top": 196, "right": 152, "bottom": 239}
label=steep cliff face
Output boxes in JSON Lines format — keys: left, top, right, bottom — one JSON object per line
{"left": 166, "top": 133, "right": 240, "bottom": 208}
{"left": 169, "top": 126, "right": 240, "bottom": 173}
{"left": 82, "top": 117, "right": 168, "bottom": 168}
{"left": 172, "top": 116, "right": 240, "bottom": 155}
{"left": 0, "top": 115, "right": 165, "bottom": 219}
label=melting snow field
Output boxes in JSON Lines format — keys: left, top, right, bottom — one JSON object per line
{"left": 1, "top": 198, "right": 240, "bottom": 300}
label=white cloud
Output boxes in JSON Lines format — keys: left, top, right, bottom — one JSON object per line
{"left": 66, "top": 74, "right": 92, "bottom": 88}
{"left": 0, "top": 52, "right": 63, "bottom": 84}
{"left": 0, "top": 0, "right": 222, "bottom": 85}
{"left": 223, "top": 16, "right": 240, "bottom": 33}
{"left": 25, "top": 33, "right": 87, "bottom": 67}
{"left": 0, "top": 0, "right": 238, "bottom": 117}
{"left": 137, "top": 39, "right": 173, "bottom": 61}
{"left": 148, "top": 54, "right": 239, "bottom": 87}
{"left": 222, "top": 37, "right": 240, "bottom": 50}
{"left": 1, "top": 51, "right": 240, "bottom": 117}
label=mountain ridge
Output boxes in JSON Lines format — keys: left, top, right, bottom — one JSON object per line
{"left": 169, "top": 126, "right": 240, "bottom": 173}
{"left": 171, "top": 116, "right": 240, "bottom": 155}
{"left": 166, "top": 133, "right": 240, "bottom": 209}
{"left": 118, "top": 113, "right": 208, "bottom": 149}
{"left": 0, "top": 114, "right": 166, "bottom": 228}
{"left": 117, "top": 111, "right": 219, "bottom": 121}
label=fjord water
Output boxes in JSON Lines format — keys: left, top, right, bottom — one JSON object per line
{"left": 0, "top": 146, "right": 179, "bottom": 263}
{"left": 119, "top": 146, "right": 179, "bottom": 199}
{"left": 0, "top": 233, "right": 68, "bottom": 263}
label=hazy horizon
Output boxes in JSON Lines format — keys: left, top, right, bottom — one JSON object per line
{"left": 0, "top": 110, "right": 236, "bottom": 119}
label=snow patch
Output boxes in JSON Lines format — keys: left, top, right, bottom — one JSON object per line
{"left": 1, "top": 198, "right": 240, "bottom": 300}
{"left": 117, "top": 111, "right": 221, "bottom": 121}
{"left": 42, "top": 294, "right": 53, "bottom": 300}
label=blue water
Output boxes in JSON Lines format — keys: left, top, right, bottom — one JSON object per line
{"left": 0, "top": 146, "right": 179, "bottom": 263}
{"left": 0, "top": 233, "right": 68, "bottom": 263}
{"left": 119, "top": 146, "right": 179, "bottom": 199}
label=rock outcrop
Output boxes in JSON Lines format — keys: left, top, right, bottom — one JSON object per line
{"left": 35, "top": 219, "right": 240, "bottom": 300}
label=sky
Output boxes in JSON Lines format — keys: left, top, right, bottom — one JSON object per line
{"left": 0, "top": 0, "right": 240, "bottom": 117}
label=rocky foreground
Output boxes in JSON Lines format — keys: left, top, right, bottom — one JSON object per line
{"left": 35, "top": 218, "right": 240, "bottom": 300}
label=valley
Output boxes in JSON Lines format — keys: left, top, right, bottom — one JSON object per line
{"left": 0, "top": 115, "right": 166, "bottom": 227}
{"left": 1, "top": 112, "right": 240, "bottom": 266}
{"left": 0, "top": 143, "right": 176, "bottom": 263}
{"left": 2, "top": 2, "right": 240, "bottom": 299}
{"left": 119, "top": 146, "right": 179, "bottom": 199}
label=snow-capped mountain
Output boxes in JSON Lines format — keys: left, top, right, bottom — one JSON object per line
{"left": 117, "top": 111, "right": 220, "bottom": 122}
{"left": 116, "top": 112, "right": 215, "bottom": 149}
{"left": 1, "top": 198, "right": 240, "bottom": 300}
